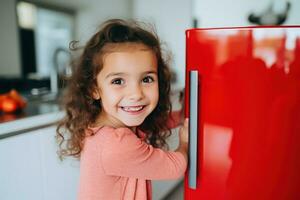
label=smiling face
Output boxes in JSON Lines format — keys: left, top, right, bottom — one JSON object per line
{"left": 93, "top": 44, "right": 159, "bottom": 128}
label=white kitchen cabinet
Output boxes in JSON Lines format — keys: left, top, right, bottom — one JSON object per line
{"left": 39, "top": 126, "right": 80, "bottom": 200}
{"left": 0, "top": 125, "right": 80, "bottom": 200}
{"left": 0, "top": 129, "right": 44, "bottom": 200}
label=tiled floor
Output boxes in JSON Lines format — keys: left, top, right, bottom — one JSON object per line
{"left": 162, "top": 181, "right": 184, "bottom": 200}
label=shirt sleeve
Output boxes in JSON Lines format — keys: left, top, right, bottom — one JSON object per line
{"left": 100, "top": 128, "right": 187, "bottom": 180}
{"left": 78, "top": 135, "right": 103, "bottom": 200}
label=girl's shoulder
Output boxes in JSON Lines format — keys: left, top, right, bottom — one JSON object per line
{"left": 85, "top": 126, "right": 138, "bottom": 143}
{"left": 83, "top": 126, "right": 145, "bottom": 153}
{"left": 88, "top": 125, "right": 132, "bottom": 135}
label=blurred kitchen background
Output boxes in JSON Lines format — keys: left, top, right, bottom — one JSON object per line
{"left": 1, "top": 0, "right": 299, "bottom": 94}
{"left": 0, "top": 0, "right": 299, "bottom": 200}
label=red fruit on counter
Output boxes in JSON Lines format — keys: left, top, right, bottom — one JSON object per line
{"left": 0, "top": 89, "right": 27, "bottom": 113}
{"left": 8, "top": 89, "right": 27, "bottom": 108}
{"left": 0, "top": 94, "right": 8, "bottom": 111}
{"left": 0, "top": 97, "right": 19, "bottom": 113}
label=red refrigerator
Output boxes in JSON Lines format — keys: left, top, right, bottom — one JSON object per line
{"left": 185, "top": 26, "right": 300, "bottom": 200}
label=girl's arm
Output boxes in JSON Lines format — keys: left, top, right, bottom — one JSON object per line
{"left": 100, "top": 124, "right": 188, "bottom": 180}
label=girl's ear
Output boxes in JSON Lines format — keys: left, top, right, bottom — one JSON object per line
{"left": 92, "top": 88, "right": 101, "bottom": 100}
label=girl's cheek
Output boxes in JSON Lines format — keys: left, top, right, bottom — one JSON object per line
{"left": 109, "top": 87, "right": 124, "bottom": 97}
{"left": 106, "top": 83, "right": 122, "bottom": 91}
{"left": 148, "top": 84, "right": 159, "bottom": 101}
{"left": 110, "top": 86, "right": 123, "bottom": 93}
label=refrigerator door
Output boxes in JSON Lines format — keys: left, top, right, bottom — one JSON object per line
{"left": 185, "top": 26, "right": 300, "bottom": 200}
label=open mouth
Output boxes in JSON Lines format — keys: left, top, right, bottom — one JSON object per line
{"left": 121, "top": 105, "right": 145, "bottom": 113}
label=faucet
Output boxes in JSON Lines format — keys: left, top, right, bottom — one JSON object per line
{"left": 51, "top": 47, "right": 72, "bottom": 94}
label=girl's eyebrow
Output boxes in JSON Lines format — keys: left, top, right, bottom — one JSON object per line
{"left": 105, "top": 72, "right": 126, "bottom": 79}
{"left": 142, "top": 70, "right": 158, "bottom": 75}
{"left": 105, "top": 70, "right": 157, "bottom": 79}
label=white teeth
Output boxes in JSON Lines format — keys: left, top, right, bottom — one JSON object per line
{"left": 122, "top": 106, "right": 144, "bottom": 112}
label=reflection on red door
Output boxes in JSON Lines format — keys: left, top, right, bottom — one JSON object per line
{"left": 185, "top": 26, "right": 300, "bottom": 200}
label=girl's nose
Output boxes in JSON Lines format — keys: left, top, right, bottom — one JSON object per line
{"left": 128, "top": 84, "right": 144, "bottom": 101}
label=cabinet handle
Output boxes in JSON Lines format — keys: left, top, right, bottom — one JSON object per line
{"left": 188, "top": 70, "right": 198, "bottom": 189}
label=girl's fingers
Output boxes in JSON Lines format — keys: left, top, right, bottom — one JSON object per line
{"left": 184, "top": 118, "right": 189, "bottom": 127}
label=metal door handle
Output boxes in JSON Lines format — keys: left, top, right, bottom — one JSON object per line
{"left": 188, "top": 70, "right": 198, "bottom": 189}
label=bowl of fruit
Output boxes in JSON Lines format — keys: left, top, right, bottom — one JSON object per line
{"left": 0, "top": 89, "right": 27, "bottom": 113}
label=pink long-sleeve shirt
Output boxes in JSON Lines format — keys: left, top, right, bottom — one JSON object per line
{"left": 77, "top": 124, "right": 186, "bottom": 200}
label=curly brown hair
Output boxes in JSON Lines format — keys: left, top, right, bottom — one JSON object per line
{"left": 56, "top": 19, "right": 173, "bottom": 159}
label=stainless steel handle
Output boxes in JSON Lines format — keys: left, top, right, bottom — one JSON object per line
{"left": 188, "top": 70, "right": 198, "bottom": 189}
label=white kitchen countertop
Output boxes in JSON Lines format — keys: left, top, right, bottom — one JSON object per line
{"left": 0, "top": 111, "right": 64, "bottom": 138}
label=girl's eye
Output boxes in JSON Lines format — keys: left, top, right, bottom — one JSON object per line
{"left": 142, "top": 76, "right": 154, "bottom": 83}
{"left": 111, "top": 78, "right": 124, "bottom": 85}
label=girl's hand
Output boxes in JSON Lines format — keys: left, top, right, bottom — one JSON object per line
{"left": 179, "top": 118, "right": 189, "bottom": 145}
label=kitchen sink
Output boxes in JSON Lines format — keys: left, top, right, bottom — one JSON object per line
{"left": 23, "top": 89, "right": 62, "bottom": 105}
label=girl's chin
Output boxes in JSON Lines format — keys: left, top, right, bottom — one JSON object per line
{"left": 121, "top": 118, "right": 145, "bottom": 127}
{"left": 123, "top": 121, "right": 143, "bottom": 127}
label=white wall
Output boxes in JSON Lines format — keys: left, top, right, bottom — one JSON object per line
{"left": 132, "top": 0, "right": 193, "bottom": 90}
{"left": 30, "top": 0, "right": 133, "bottom": 45}
{"left": 194, "top": 0, "right": 300, "bottom": 28}
{"left": 285, "top": 0, "right": 300, "bottom": 25}
{"left": 0, "top": 0, "right": 21, "bottom": 77}
{"left": 75, "top": 0, "right": 132, "bottom": 43}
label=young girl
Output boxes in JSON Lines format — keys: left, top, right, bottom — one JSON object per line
{"left": 56, "top": 19, "right": 189, "bottom": 200}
